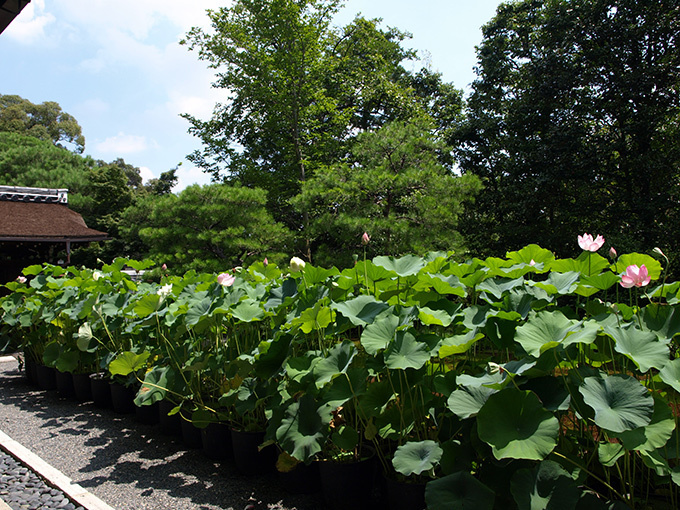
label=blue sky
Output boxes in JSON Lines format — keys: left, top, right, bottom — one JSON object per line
{"left": 1, "top": 0, "right": 502, "bottom": 191}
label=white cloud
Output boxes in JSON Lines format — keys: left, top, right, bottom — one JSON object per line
{"left": 95, "top": 133, "right": 149, "bottom": 154}
{"left": 173, "top": 165, "right": 213, "bottom": 193}
{"left": 3, "top": 0, "right": 55, "bottom": 44}
{"left": 138, "top": 166, "right": 155, "bottom": 184}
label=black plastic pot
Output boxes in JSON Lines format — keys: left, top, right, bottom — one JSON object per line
{"left": 319, "top": 450, "right": 377, "bottom": 510}
{"left": 72, "top": 373, "right": 93, "bottom": 402}
{"left": 385, "top": 476, "right": 426, "bottom": 510}
{"left": 181, "top": 418, "right": 203, "bottom": 449}
{"left": 278, "top": 460, "right": 321, "bottom": 494}
{"left": 230, "top": 429, "right": 277, "bottom": 476}
{"left": 135, "top": 402, "right": 160, "bottom": 425}
{"left": 110, "top": 381, "right": 136, "bottom": 414}
{"left": 201, "top": 422, "right": 232, "bottom": 460}
{"left": 90, "top": 373, "right": 112, "bottom": 408}
{"left": 158, "top": 400, "right": 182, "bottom": 436}
{"left": 24, "top": 358, "right": 38, "bottom": 385}
{"left": 36, "top": 364, "right": 57, "bottom": 391}
{"left": 55, "top": 370, "right": 75, "bottom": 398}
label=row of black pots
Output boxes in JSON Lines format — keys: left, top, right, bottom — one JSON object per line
{"left": 24, "top": 362, "right": 423, "bottom": 509}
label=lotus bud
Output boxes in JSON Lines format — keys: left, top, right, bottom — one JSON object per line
{"left": 361, "top": 232, "right": 370, "bottom": 245}
{"left": 529, "top": 259, "right": 536, "bottom": 266}
{"left": 92, "top": 270, "right": 102, "bottom": 281}
{"left": 609, "top": 247, "right": 617, "bottom": 259}
{"left": 263, "top": 257, "right": 268, "bottom": 266}
{"left": 161, "top": 263, "right": 167, "bottom": 271}
{"left": 290, "top": 256, "right": 306, "bottom": 272}
{"left": 653, "top": 247, "right": 666, "bottom": 258}
{"left": 16, "top": 276, "right": 26, "bottom": 284}
{"left": 487, "top": 362, "right": 502, "bottom": 375}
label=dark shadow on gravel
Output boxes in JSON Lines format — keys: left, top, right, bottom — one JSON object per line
{"left": 0, "top": 362, "right": 326, "bottom": 510}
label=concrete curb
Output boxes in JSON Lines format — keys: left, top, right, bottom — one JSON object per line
{"left": 0, "top": 429, "right": 117, "bottom": 510}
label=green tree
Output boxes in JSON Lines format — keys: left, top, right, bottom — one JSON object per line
{"left": 138, "top": 183, "right": 291, "bottom": 273}
{"left": 456, "top": 0, "right": 680, "bottom": 257}
{"left": 182, "top": 0, "right": 463, "bottom": 260}
{"left": 293, "top": 119, "right": 482, "bottom": 266}
{"left": 0, "top": 95, "right": 85, "bottom": 153}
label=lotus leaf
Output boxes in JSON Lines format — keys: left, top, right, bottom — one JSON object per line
{"left": 578, "top": 374, "right": 653, "bottom": 433}
{"left": 477, "top": 389, "right": 559, "bottom": 460}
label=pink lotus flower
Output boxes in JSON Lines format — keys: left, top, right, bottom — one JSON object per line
{"left": 217, "top": 273, "right": 235, "bottom": 287}
{"left": 361, "top": 232, "right": 370, "bottom": 245}
{"left": 16, "top": 276, "right": 26, "bottom": 284}
{"left": 620, "top": 264, "right": 650, "bottom": 288}
{"left": 162, "top": 263, "right": 167, "bottom": 271}
{"left": 578, "top": 233, "right": 605, "bottom": 252}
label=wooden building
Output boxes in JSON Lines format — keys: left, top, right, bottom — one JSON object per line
{"left": 0, "top": 186, "right": 107, "bottom": 283}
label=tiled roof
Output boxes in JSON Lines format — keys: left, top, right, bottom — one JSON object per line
{"left": 0, "top": 201, "right": 108, "bottom": 242}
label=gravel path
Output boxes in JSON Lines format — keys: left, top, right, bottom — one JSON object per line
{"left": 0, "top": 358, "right": 324, "bottom": 510}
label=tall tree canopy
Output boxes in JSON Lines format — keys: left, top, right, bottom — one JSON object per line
{"left": 182, "top": 0, "right": 464, "bottom": 260}
{"left": 137, "top": 184, "right": 290, "bottom": 273}
{"left": 456, "top": 0, "right": 680, "bottom": 257}
{"left": 0, "top": 95, "right": 85, "bottom": 153}
{"left": 294, "top": 118, "right": 481, "bottom": 266}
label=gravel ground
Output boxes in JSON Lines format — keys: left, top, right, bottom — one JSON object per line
{"left": 0, "top": 358, "right": 325, "bottom": 510}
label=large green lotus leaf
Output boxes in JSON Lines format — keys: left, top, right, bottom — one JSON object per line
{"left": 373, "top": 254, "right": 425, "bottom": 277}
{"left": 134, "top": 365, "right": 171, "bottom": 406}
{"left": 551, "top": 252, "right": 610, "bottom": 277}
{"left": 456, "top": 370, "right": 505, "bottom": 389}
{"left": 477, "top": 389, "right": 559, "bottom": 460}
{"left": 477, "top": 277, "right": 525, "bottom": 300}
{"left": 276, "top": 393, "right": 331, "bottom": 463}
{"left": 425, "top": 472, "right": 495, "bottom": 510}
{"left": 503, "top": 287, "right": 547, "bottom": 319}
{"left": 578, "top": 374, "right": 653, "bottom": 433}
{"left": 506, "top": 244, "right": 555, "bottom": 266}
{"left": 312, "top": 341, "right": 356, "bottom": 388}
{"left": 439, "top": 330, "right": 484, "bottom": 357}
{"left": 55, "top": 350, "right": 79, "bottom": 373}
{"left": 360, "top": 314, "right": 399, "bottom": 355}
{"left": 232, "top": 299, "right": 265, "bottom": 322}
{"left": 384, "top": 330, "right": 431, "bottom": 370}
{"left": 598, "top": 442, "right": 625, "bottom": 467}
{"left": 615, "top": 253, "right": 662, "bottom": 280}
{"left": 133, "top": 293, "right": 161, "bottom": 318}
{"left": 515, "top": 311, "right": 579, "bottom": 357}
{"left": 331, "top": 295, "right": 389, "bottom": 326}
{"left": 321, "top": 366, "right": 368, "bottom": 408}
{"left": 358, "top": 378, "right": 394, "bottom": 418}
{"left": 510, "top": 460, "right": 581, "bottom": 510}
{"left": 183, "top": 296, "right": 212, "bottom": 326}
{"left": 659, "top": 358, "right": 680, "bottom": 392}
{"left": 459, "top": 269, "right": 488, "bottom": 288}
{"left": 264, "top": 278, "right": 298, "bottom": 311}
{"left": 447, "top": 384, "right": 497, "bottom": 419}
{"left": 418, "top": 273, "right": 466, "bottom": 297}
{"left": 530, "top": 271, "right": 580, "bottom": 295}
{"left": 462, "top": 304, "right": 494, "bottom": 329}
{"left": 42, "top": 341, "right": 60, "bottom": 366}
{"left": 300, "top": 264, "right": 338, "bottom": 285}
{"left": 579, "top": 272, "right": 619, "bottom": 292}
{"left": 613, "top": 394, "right": 675, "bottom": 452}
{"left": 392, "top": 440, "right": 443, "bottom": 476}
{"left": 109, "top": 351, "right": 150, "bottom": 377}
{"left": 641, "top": 304, "right": 680, "bottom": 343}
{"left": 254, "top": 334, "right": 292, "bottom": 380}
{"left": 603, "top": 325, "right": 669, "bottom": 373}
{"left": 293, "top": 302, "right": 333, "bottom": 333}
{"left": 520, "top": 376, "right": 570, "bottom": 412}
{"left": 418, "top": 298, "right": 460, "bottom": 327}
{"left": 639, "top": 448, "right": 671, "bottom": 477}
{"left": 562, "top": 320, "right": 601, "bottom": 349}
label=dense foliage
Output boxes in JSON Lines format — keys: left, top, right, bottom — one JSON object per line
{"left": 2, "top": 239, "right": 679, "bottom": 509}
{"left": 455, "top": 0, "right": 680, "bottom": 258}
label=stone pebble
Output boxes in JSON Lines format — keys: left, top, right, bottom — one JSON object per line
{"left": 0, "top": 449, "right": 85, "bottom": 510}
